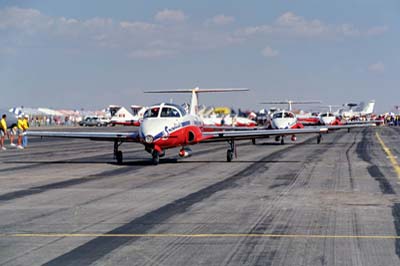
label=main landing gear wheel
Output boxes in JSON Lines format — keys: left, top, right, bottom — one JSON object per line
{"left": 227, "top": 149, "right": 234, "bottom": 162}
{"left": 280, "top": 137, "right": 285, "bottom": 145}
{"left": 116, "top": 151, "right": 123, "bottom": 165}
{"left": 152, "top": 151, "right": 160, "bottom": 165}
{"left": 226, "top": 139, "right": 236, "bottom": 162}
{"left": 252, "top": 138, "right": 256, "bottom": 145}
{"left": 317, "top": 135, "right": 322, "bottom": 144}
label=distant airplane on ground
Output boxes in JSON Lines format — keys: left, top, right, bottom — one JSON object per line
{"left": 258, "top": 100, "right": 377, "bottom": 144}
{"left": 201, "top": 107, "right": 257, "bottom": 128}
{"left": 261, "top": 100, "right": 321, "bottom": 128}
{"left": 340, "top": 100, "right": 375, "bottom": 120}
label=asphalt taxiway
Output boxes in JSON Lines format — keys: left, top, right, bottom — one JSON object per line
{"left": 0, "top": 126, "right": 400, "bottom": 265}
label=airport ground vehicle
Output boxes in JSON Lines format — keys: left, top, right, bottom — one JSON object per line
{"left": 79, "top": 116, "right": 109, "bottom": 127}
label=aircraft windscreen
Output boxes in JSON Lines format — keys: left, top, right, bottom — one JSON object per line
{"left": 283, "top": 112, "right": 294, "bottom": 118}
{"left": 144, "top": 107, "right": 160, "bottom": 118}
{"left": 321, "top": 113, "right": 333, "bottom": 117}
{"left": 160, "top": 107, "right": 181, "bottom": 118}
{"left": 167, "top": 104, "right": 186, "bottom": 116}
{"left": 273, "top": 112, "right": 283, "bottom": 119}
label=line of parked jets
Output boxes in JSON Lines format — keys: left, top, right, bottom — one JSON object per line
{"left": 27, "top": 88, "right": 379, "bottom": 165}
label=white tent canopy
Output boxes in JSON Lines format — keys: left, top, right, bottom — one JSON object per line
{"left": 38, "top": 108, "right": 64, "bottom": 116}
{"left": 9, "top": 107, "right": 46, "bottom": 116}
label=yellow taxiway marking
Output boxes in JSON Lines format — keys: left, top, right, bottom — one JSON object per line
{"left": 1, "top": 233, "right": 400, "bottom": 240}
{"left": 375, "top": 132, "right": 400, "bottom": 178}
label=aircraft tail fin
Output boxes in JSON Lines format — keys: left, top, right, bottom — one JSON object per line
{"left": 145, "top": 87, "right": 248, "bottom": 115}
{"left": 362, "top": 100, "right": 375, "bottom": 114}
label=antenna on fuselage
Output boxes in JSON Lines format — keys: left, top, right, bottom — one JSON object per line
{"left": 144, "top": 87, "right": 249, "bottom": 116}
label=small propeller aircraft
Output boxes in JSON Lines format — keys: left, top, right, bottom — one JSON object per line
{"left": 340, "top": 100, "right": 376, "bottom": 120}
{"left": 27, "top": 88, "right": 328, "bottom": 165}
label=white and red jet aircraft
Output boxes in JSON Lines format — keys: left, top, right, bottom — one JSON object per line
{"left": 319, "top": 112, "right": 342, "bottom": 125}
{"left": 258, "top": 100, "right": 320, "bottom": 144}
{"left": 27, "top": 88, "right": 328, "bottom": 165}
{"left": 262, "top": 100, "right": 321, "bottom": 129}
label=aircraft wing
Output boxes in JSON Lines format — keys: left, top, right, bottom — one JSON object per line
{"left": 326, "top": 123, "right": 377, "bottom": 131}
{"left": 202, "top": 125, "right": 259, "bottom": 131}
{"left": 201, "top": 127, "right": 327, "bottom": 142}
{"left": 344, "top": 120, "right": 383, "bottom": 125}
{"left": 26, "top": 131, "right": 140, "bottom": 142}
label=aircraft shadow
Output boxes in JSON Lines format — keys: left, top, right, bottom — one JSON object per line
{"left": 3, "top": 158, "right": 300, "bottom": 166}
{"left": 3, "top": 160, "right": 115, "bottom": 165}
{"left": 109, "top": 158, "right": 179, "bottom": 166}
{"left": 177, "top": 160, "right": 301, "bottom": 164}
{"left": 256, "top": 142, "right": 287, "bottom": 146}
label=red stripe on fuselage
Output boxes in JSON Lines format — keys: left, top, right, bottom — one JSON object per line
{"left": 112, "top": 121, "right": 141, "bottom": 126}
{"left": 291, "top": 122, "right": 304, "bottom": 129}
{"left": 297, "top": 117, "right": 319, "bottom": 125}
{"left": 153, "top": 125, "right": 203, "bottom": 149}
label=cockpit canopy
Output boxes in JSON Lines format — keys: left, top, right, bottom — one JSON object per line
{"left": 320, "top": 112, "right": 334, "bottom": 117}
{"left": 273, "top": 111, "right": 295, "bottom": 119}
{"left": 143, "top": 103, "right": 186, "bottom": 119}
{"left": 144, "top": 107, "right": 160, "bottom": 118}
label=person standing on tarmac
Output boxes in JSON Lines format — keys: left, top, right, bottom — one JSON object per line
{"left": 22, "top": 115, "right": 29, "bottom": 147}
{"left": 16, "top": 116, "right": 26, "bottom": 149}
{"left": 8, "top": 122, "right": 17, "bottom": 147}
{"left": 0, "top": 114, "right": 7, "bottom": 151}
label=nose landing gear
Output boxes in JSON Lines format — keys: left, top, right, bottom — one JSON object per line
{"left": 114, "top": 141, "right": 123, "bottom": 164}
{"left": 275, "top": 135, "right": 285, "bottom": 145}
{"left": 152, "top": 150, "right": 160, "bottom": 165}
{"left": 227, "top": 139, "right": 236, "bottom": 162}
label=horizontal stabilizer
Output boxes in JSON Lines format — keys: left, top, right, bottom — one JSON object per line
{"left": 260, "top": 100, "right": 321, "bottom": 111}
{"left": 261, "top": 101, "right": 321, "bottom": 104}
{"left": 144, "top": 88, "right": 249, "bottom": 93}
{"left": 145, "top": 87, "right": 249, "bottom": 115}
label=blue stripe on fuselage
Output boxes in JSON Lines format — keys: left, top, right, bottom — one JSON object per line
{"left": 181, "top": 121, "right": 190, "bottom": 127}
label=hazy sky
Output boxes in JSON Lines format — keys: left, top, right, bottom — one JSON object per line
{"left": 0, "top": 0, "right": 398, "bottom": 112}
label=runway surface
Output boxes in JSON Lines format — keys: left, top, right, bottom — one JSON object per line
{"left": 0, "top": 126, "right": 400, "bottom": 265}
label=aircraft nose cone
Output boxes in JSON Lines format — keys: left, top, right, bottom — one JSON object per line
{"left": 140, "top": 119, "right": 166, "bottom": 143}
{"left": 140, "top": 120, "right": 152, "bottom": 142}
{"left": 274, "top": 120, "right": 286, "bottom": 129}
